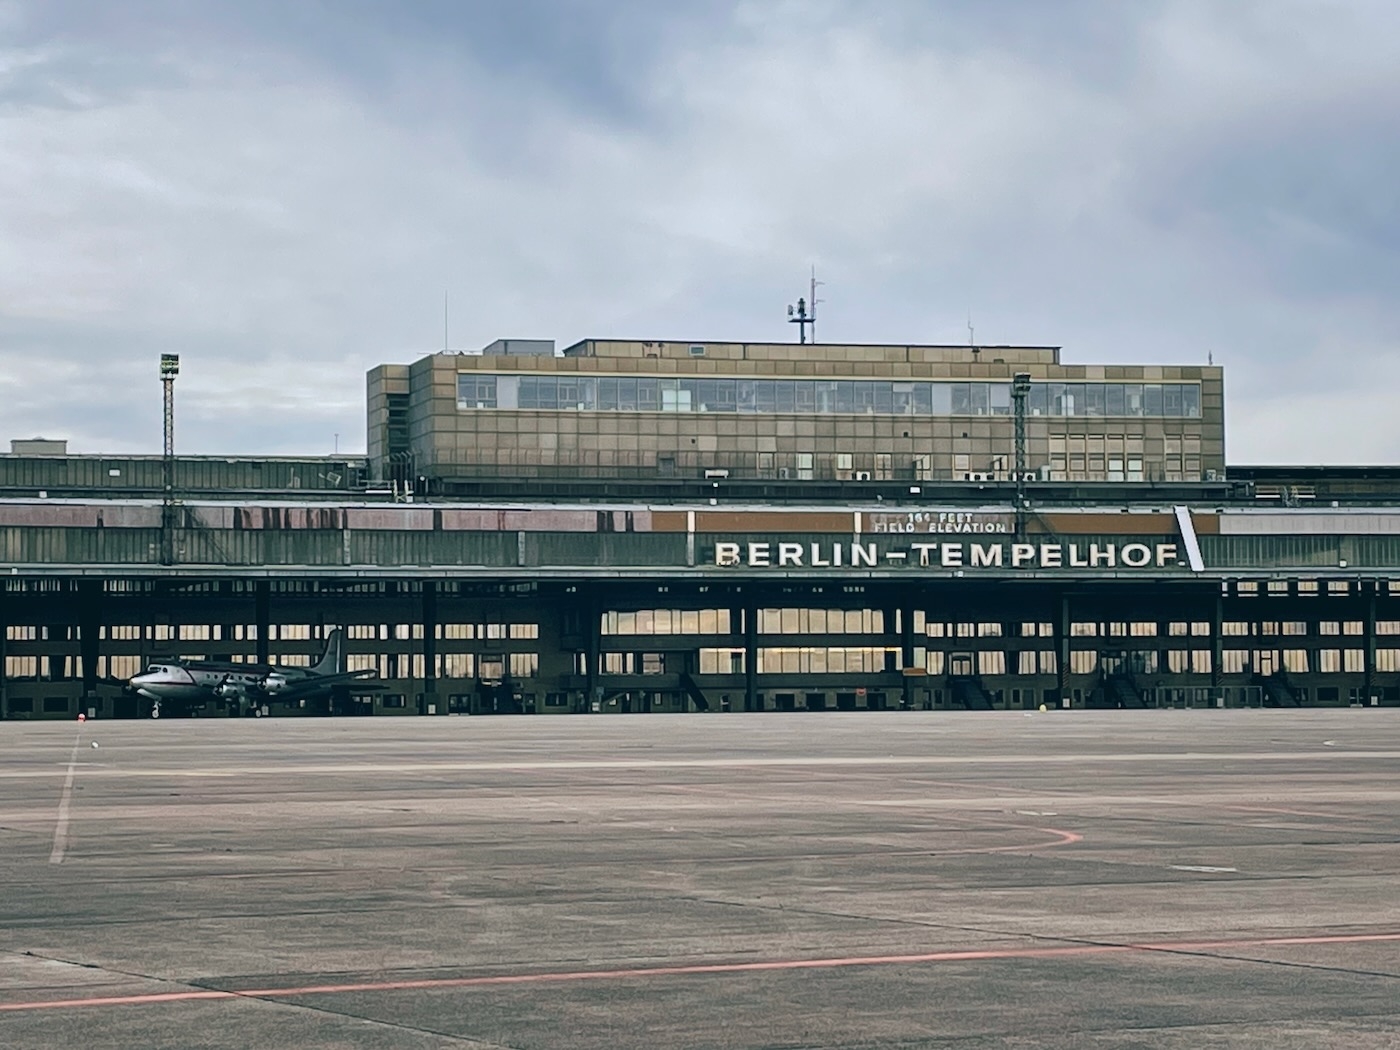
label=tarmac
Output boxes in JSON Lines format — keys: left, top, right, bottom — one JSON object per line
{"left": 2, "top": 709, "right": 1399, "bottom": 1049}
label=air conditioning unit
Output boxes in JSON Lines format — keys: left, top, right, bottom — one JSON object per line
{"left": 778, "top": 467, "right": 793, "bottom": 479}
{"left": 854, "top": 471, "right": 872, "bottom": 481}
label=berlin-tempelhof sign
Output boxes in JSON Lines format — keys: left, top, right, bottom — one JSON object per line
{"left": 714, "top": 540, "right": 1183, "bottom": 571}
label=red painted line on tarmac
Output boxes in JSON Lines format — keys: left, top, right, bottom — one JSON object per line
{"left": 0, "top": 989, "right": 238, "bottom": 1010}
{"left": 4, "top": 930, "right": 1399, "bottom": 1014}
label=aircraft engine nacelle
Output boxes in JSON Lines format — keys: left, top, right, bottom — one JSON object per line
{"left": 259, "top": 672, "right": 289, "bottom": 694}
{"left": 214, "top": 681, "right": 243, "bottom": 701}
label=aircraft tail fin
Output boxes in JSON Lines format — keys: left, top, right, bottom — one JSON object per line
{"left": 313, "top": 628, "right": 343, "bottom": 676}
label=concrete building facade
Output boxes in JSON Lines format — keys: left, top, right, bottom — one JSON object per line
{"left": 368, "top": 340, "right": 1225, "bottom": 488}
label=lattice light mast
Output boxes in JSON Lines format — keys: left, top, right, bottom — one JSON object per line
{"left": 159, "top": 354, "right": 179, "bottom": 566}
{"left": 1012, "top": 372, "right": 1032, "bottom": 539}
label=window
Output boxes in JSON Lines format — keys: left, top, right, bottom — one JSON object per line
{"left": 603, "top": 609, "right": 730, "bottom": 635}
{"left": 756, "top": 647, "right": 899, "bottom": 674}
{"left": 699, "top": 648, "right": 745, "bottom": 674}
{"left": 1069, "top": 651, "right": 1097, "bottom": 674}
{"left": 456, "top": 374, "right": 497, "bottom": 409}
{"left": 440, "top": 653, "right": 474, "bottom": 677}
{"left": 451, "top": 375, "right": 1202, "bottom": 418}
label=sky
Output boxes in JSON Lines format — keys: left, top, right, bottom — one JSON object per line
{"left": 1, "top": 0, "right": 1397, "bottom": 462}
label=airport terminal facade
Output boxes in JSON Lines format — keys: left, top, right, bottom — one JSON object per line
{"left": 3, "top": 337, "right": 1400, "bottom": 719}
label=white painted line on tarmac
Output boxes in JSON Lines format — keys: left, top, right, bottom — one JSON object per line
{"left": 2, "top": 749, "right": 1400, "bottom": 780}
{"left": 1170, "top": 865, "right": 1238, "bottom": 873}
{"left": 48, "top": 731, "right": 81, "bottom": 864}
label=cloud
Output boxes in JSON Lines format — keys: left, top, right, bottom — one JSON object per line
{"left": 0, "top": 0, "right": 1397, "bottom": 462}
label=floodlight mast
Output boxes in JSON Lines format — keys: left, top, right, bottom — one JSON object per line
{"left": 787, "top": 297, "right": 812, "bottom": 344}
{"left": 159, "top": 354, "right": 179, "bottom": 566}
{"left": 1012, "top": 372, "right": 1032, "bottom": 538}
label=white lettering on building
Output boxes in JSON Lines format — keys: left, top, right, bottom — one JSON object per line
{"left": 712, "top": 537, "right": 1193, "bottom": 572}
{"left": 970, "top": 543, "right": 1002, "bottom": 567}
{"left": 1120, "top": 543, "right": 1151, "bottom": 568}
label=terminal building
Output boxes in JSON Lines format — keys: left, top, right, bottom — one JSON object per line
{"left": 1, "top": 338, "right": 1398, "bottom": 719}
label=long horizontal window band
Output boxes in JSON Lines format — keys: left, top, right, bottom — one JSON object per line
{"left": 458, "top": 375, "right": 1203, "bottom": 418}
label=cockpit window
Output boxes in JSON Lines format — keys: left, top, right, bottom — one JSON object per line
{"left": 145, "top": 666, "right": 163, "bottom": 675}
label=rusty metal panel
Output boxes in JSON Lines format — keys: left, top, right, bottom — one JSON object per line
{"left": 1192, "top": 512, "right": 1219, "bottom": 535}
{"left": 651, "top": 511, "right": 688, "bottom": 532}
{"left": 283, "top": 506, "right": 344, "bottom": 530}
{"left": 188, "top": 506, "right": 233, "bottom": 529}
{"left": 99, "top": 505, "right": 163, "bottom": 528}
{"left": 0, "top": 504, "right": 100, "bottom": 527}
{"left": 502, "top": 510, "right": 597, "bottom": 532}
{"left": 344, "top": 508, "right": 435, "bottom": 531}
{"left": 1038, "top": 512, "right": 1176, "bottom": 535}
{"left": 439, "top": 509, "right": 506, "bottom": 531}
{"left": 695, "top": 511, "right": 854, "bottom": 533}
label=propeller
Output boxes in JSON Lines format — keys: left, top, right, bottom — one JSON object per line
{"left": 214, "top": 676, "right": 244, "bottom": 701}
{"left": 258, "top": 672, "right": 289, "bottom": 694}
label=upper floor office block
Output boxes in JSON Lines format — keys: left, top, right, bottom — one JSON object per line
{"left": 368, "top": 339, "right": 1225, "bottom": 485}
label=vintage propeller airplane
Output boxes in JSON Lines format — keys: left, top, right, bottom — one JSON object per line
{"left": 126, "top": 628, "right": 380, "bottom": 717}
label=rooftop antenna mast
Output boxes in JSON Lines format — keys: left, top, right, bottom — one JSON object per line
{"left": 809, "top": 266, "right": 824, "bottom": 343}
{"left": 967, "top": 306, "right": 975, "bottom": 347}
{"left": 443, "top": 290, "right": 449, "bottom": 353}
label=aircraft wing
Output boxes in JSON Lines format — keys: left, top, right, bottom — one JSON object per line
{"left": 276, "top": 671, "right": 386, "bottom": 698}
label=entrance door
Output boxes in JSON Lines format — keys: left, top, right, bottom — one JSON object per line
{"left": 949, "top": 653, "right": 974, "bottom": 678}
{"left": 1255, "top": 650, "right": 1278, "bottom": 677}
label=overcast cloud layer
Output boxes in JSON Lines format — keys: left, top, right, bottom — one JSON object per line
{"left": 2, "top": 0, "right": 1397, "bottom": 461}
